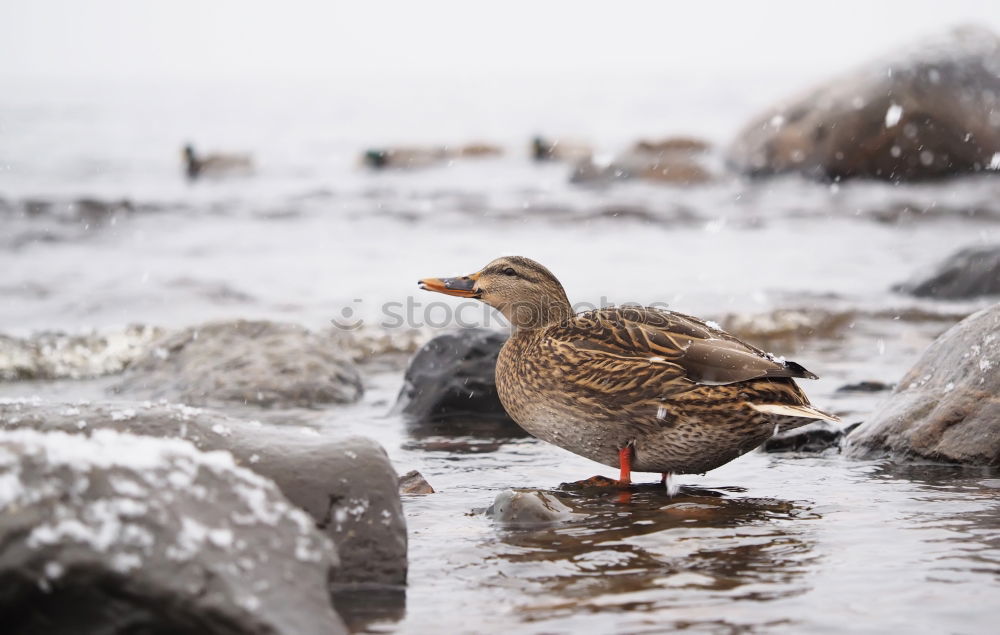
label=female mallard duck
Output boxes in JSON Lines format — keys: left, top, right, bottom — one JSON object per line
{"left": 418, "top": 256, "right": 838, "bottom": 486}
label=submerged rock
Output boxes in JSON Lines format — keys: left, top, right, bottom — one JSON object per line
{"left": 0, "top": 428, "right": 344, "bottom": 634}
{"left": 728, "top": 26, "right": 1000, "bottom": 181}
{"left": 111, "top": 320, "right": 363, "bottom": 408}
{"left": 894, "top": 244, "right": 1000, "bottom": 299}
{"left": 845, "top": 304, "right": 1000, "bottom": 466}
{"left": 399, "top": 470, "right": 435, "bottom": 495}
{"left": 486, "top": 490, "right": 578, "bottom": 527}
{"left": 0, "top": 401, "right": 407, "bottom": 586}
{"left": 0, "top": 325, "right": 164, "bottom": 381}
{"left": 393, "top": 329, "right": 511, "bottom": 421}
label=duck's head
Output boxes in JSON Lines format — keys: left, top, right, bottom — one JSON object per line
{"left": 419, "top": 256, "right": 572, "bottom": 329}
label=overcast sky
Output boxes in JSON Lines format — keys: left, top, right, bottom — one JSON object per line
{"left": 2, "top": 0, "right": 998, "bottom": 81}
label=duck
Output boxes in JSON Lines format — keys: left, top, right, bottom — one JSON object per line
{"left": 418, "top": 256, "right": 839, "bottom": 487}
{"left": 183, "top": 144, "right": 254, "bottom": 180}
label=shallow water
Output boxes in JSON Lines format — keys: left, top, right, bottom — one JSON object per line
{"left": 2, "top": 75, "right": 999, "bottom": 633}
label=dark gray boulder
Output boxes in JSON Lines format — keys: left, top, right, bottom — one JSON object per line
{"left": 763, "top": 421, "right": 861, "bottom": 453}
{"left": 0, "top": 401, "right": 407, "bottom": 587}
{"left": 894, "top": 244, "right": 1000, "bottom": 299}
{"left": 728, "top": 26, "right": 1000, "bottom": 181}
{"left": 110, "top": 320, "right": 363, "bottom": 407}
{"left": 486, "top": 490, "right": 579, "bottom": 528}
{"left": 845, "top": 304, "right": 1000, "bottom": 465}
{"left": 393, "top": 329, "right": 511, "bottom": 420}
{"left": 0, "top": 428, "right": 345, "bottom": 634}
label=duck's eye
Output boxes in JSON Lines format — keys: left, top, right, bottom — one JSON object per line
{"left": 503, "top": 267, "right": 517, "bottom": 277}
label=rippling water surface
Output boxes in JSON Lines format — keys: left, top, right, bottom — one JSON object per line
{"left": 2, "top": 74, "right": 999, "bottom": 633}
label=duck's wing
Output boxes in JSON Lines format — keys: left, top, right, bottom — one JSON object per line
{"left": 543, "top": 307, "right": 817, "bottom": 399}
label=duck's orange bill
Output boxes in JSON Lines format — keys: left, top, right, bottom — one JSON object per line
{"left": 418, "top": 272, "right": 480, "bottom": 298}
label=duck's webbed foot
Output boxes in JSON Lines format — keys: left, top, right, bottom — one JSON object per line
{"left": 569, "top": 475, "right": 623, "bottom": 488}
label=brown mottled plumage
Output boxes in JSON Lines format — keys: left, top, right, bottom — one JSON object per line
{"left": 419, "top": 256, "right": 838, "bottom": 483}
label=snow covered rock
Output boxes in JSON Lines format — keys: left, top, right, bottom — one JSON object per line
{"left": 0, "top": 325, "right": 164, "bottom": 381}
{"left": 110, "top": 320, "right": 363, "bottom": 407}
{"left": 894, "top": 244, "right": 1000, "bottom": 299}
{"left": 0, "top": 428, "right": 345, "bottom": 634}
{"left": 0, "top": 401, "right": 407, "bottom": 586}
{"left": 728, "top": 26, "right": 1000, "bottom": 181}
{"left": 845, "top": 304, "right": 1000, "bottom": 465}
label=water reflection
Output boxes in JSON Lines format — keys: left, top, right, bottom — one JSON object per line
{"left": 402, "top": 414, "right": 529, "bottom": 454}
{"left": 484, "top": 485, "right": 819, "bottom": 627}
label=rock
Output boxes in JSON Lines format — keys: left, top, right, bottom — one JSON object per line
{"left": 393, "top": 329, "right": 511, "bottom": 421}
{"left": 569, "top": 158, "right": 629, "bottom": 185}
{"left": 0, "top": 428, "right": 344, "bottom": 634}
{"left": 486, "top": 490, "right": 578, "bottom": 527}
{"left": 845, "top": 304, "right": 1000, "bottom": 465}
{"left": 0, "top": 325, "right": 164, "bottom": 381}
{"left": 836, "top": 381, "right": 893, "bottom": 393}
{"left": 110, "top": 320, "right": 363, "bottom": 408}
{"left": 718, "top": 308, "right": 854, "bottom": 350}
{"left": 398, "top": 470, "right": 435, "bottom": 495}
{"left": 894, "top": 244, "right": 1000, "bottom": 299}
{"left": 728, "top": 26, "right": 1000, "bottom": 181}
{"left": 763, "top": 421, "right": 861, "bottom": 453}
{"left": 0, "top": 400, "right": 407, "bottom": 587}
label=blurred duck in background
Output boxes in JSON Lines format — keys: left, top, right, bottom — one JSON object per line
{"left": 183, "top": 144, "right": 254, "bottom": 180}
{"left": 531, "top": 135, "right": 593, "bottom": 162}
{"left": 362, "top": 142, "right": 503, "bottom": 170}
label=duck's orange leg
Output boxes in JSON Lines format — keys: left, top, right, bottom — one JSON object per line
{"left": 618, "top": 445, "right": 633, "bottom": 486}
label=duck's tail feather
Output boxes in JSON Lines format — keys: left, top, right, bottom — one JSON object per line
{"left": 751, "top": 403, "right": 841, "bottom": 423}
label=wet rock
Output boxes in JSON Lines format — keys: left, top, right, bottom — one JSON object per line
{"left": 0, "top": 325, "right": 164, "bottom": 381}
{"left": 486, "top": 490, "right": 577, "bottom": 527}
{"left": 845, "top": 304, "right": 1000, "bottom": 466}
{"left": 836, "top": 381, "right": 893, "bottom": 393}
{"left": 110, "top": 320, "right": 363, "bottom": 408}
{"left": 399, "top": 470, "right": 435, "bottom": 495}
{"left": 0, "top": 400, "right": 407, "bottom": 586}
{"left": 330, "top": 325, "right": 429, "bottom": 369}
{"left": 728, "top": 26, "right": 1000, "bottom": 181}
{"left": 393, "top": 329, "right": 511, "bottom": 421}
{"left": 718, "top": 308, "right": 854, "bottom": 349}
{"left": 763, "top": 420, "right": 861, "bottom": 453}
{"left": 0, "top": 428, "right": 344, "bottom": 634}
{"left": 894, "top": 244, "right": 1000, "bottom": 299}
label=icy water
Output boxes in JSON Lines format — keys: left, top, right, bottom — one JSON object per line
{"left": 2, "top": 74, "right": 999, "bottom": 633}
